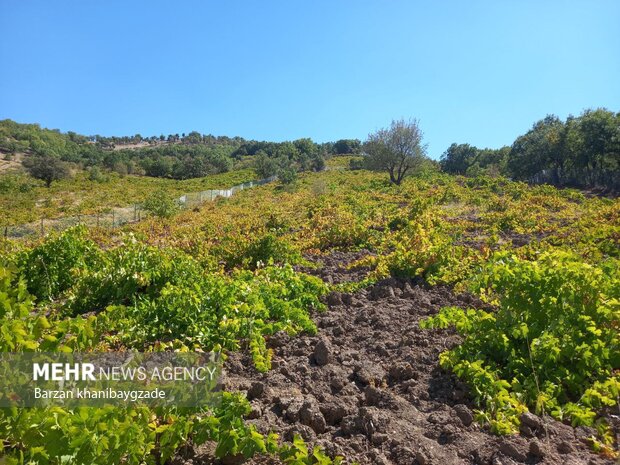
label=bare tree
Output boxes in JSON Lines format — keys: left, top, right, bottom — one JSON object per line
{"left": 364, "top": 118, "right": 428, "bottom": 185}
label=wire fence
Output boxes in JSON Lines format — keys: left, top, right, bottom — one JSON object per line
{"left": 2, "top": 175, "right": 277, "bottom": 239}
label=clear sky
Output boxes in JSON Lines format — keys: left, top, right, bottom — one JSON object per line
{"left": 1, "top": 0, "right": 618, "bottom": 158}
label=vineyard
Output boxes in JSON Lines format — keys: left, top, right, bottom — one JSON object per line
{"left": 0, "top": 166, "right": 618, "bottom": 464}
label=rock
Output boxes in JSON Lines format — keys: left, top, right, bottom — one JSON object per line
{"left": 499, "top": 440, "right": 527, "bottom": 462}
{"left": 388, "top": 362, "right": 415, "bottom": 382}
{"left": 529, "top": 439, "right": 546, "bottom": 457}
{"left": 284, "top": 424, "right": 315, "bottom": 442}
{"left": 319, "top": 402, "right": 348, "bottom": 425}
{"left": 364, "top": 386, "right": 393, "bottom": 407}
{"left": 278, "top": 396, "right": 304, "bottom": 422}
{"left": 557, "top": 441, "right": 575, "bottom": 454}
{"left": 402, "top": 282, "right": 415, "bottom": 296}
{"left": 246, "top": 381, "right": 264, "bottom": 400}
{"left": 314, "top": 338, "right": 332, "bottom": 366}
{"left": 371, "top": 432, "right": 388, "bottom": 446}
{"left": 340, "top": 414, "right": 362, "bottom": 436}
{"left": 354, "top": 363, "right": 386, "bottom": 386}
{"left": 371, "top": 285, "right": 395, "bottom": 300}
{"left": 368, "top": 450, "right": 390, "bottom": 465}
{"left": 329, "top": 375, "right": 347, "bottom": 392}
{"left": 267, "top": 331, "right": 289, "bottom": 348}
{"left": 327, "top": 292, "right": 342, "bottom": 307}
{"left": 342, "top": 293, "right": 353, "bottom": 305}
{"left": 520, "top": 412, "right": 544, "bottom": 431}
{"left": 453, "top": 404, "right": 474, "bottom": 427}
{"left": 299, "top": 401, "right": 327, "bottom": 434}
{"left": 393, "top": 446, "right": 416, "bottom": 462}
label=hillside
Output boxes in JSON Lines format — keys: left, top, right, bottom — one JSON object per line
{"left": 1, "top": 165, "right": 618, "bottom": 464}
{"left": 0, "top": 119, "right": 333, "bottom": 182}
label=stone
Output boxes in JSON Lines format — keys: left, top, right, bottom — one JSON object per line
{"left": 453, "top": 404, "right": 474, "bottom": 427}
{"left": 499, "top": 441, "right": 527, "bottom": 462}
{"left": 299, "top": 402, "right": 327, "bottom": 434}
{"left": 319, "top": 402, "right": 348, "bottom": 425}
{"left": 415, "top": 450, "right": 428, "bottom": 465}
{"left": 371, "top": 432, "right": 389, "bottom": 446}
{"left": 314, "top": 338, "right": 332, "bottom": 366}
{"left": 246, "top": 381, "right": 264, "bottom": 400}
{"left": 557, "top": 441, "right": 575, "bottom": 454}
{"left": 520, "top": 411, "right": 544, "bottom": 430}
{"left": 327, "top": 292, "right": 342, "bottom": 306}
{"left": 529, "top": 439, "right": 546, "bottom": 457}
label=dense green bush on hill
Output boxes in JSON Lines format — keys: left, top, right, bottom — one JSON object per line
{"left": 0, "top": 120, "right": 328, "bottom": 184}
{"left": 440, "top": 108, "right": 620, "bottom": 191}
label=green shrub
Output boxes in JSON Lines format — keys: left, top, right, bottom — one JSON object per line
{"left": 18, "top": 226, "right": 100, "bottom": 301}
{"left": 142, "top": 189, "right": 180, "bottom": 218}
{"left": 421, "top": 250, "right": 620, "bottom": 437}
{"left": 67, "top": 242, "right": 202, "bottom": 314}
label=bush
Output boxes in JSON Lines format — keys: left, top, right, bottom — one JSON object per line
{"left": 348, "top": 158, "right": 365, "bottom": 170}
{"left": 18, "top": 227, "right": 100, "bottom": 301}
{"left": 0, "top": 174, "right": 36, "bottom": 193}
{"left": 277, "top": 167, "right": 298, "bottom": 185}
{"left": 243, "top": 233, "right": 301, "bottom": 269}
{"left": 421, "top": 250, "right": 620, "bottom": 436}
{"left": 68, "top": 242, "right": 202, "bottom": 314}
{"left": 141, "top": 189, "right": 180, "bottom": 218}
{"left": 88, "top": 166, "right": 109, "bottom": 183}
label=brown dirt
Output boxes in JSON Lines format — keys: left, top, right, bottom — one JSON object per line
{"left": 0, "top": 152, "right": 23, "bottom": 172}
{"left": 177, "top": 253, "right": 617, "bottom": 465}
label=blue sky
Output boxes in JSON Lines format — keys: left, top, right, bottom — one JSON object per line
{"left": 0, "top": 0, "right": 618, "bottom": 158}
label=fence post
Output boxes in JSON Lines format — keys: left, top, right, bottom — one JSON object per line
{"left": 40, "top": 218, "right": 44, "bottom": 236}
{"left": 4, "top": 226, "right": 7, "bottom": 239}
{"left": 134, "top": 204, "right": 137, "bottom": 222}
{"left": 112, "top": 210, "right": 115, "bottom": 227}
{"left": 97, "top": 213, "right": 100, "bottom": 228}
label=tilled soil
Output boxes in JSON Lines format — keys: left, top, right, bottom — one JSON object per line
{"left": 179, "top": 253, "right": 617, "bottom": 465}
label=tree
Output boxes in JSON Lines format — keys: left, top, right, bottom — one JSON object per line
{"left": 310, "top": 152, "right": 326, "bottom": 172}
{"left": 571, "top": 109, "right": 620, "bottom": 188}
{"left": 440, "top": 143, "right": 479, "bottom": 174}
{"left": 254, "top": 151, "right": 279, "bottom": 178}
{"left": 184, "top": 131, "right": 202, "bottom": 145}
{"left": 23, "top": 155, "right": 70, "bottom": 187}
{"left": 333, "top": 139, "right": 361, "bottom": 154}
{"left": 363, "top": 119, "right": 428, "bottom": 185}
{"left": 440, "top": 143, "right": 510, "bottom": 177}
{"left": 509, "top": 115, "right": 566, "bottom": 183}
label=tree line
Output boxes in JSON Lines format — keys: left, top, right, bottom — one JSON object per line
{"left": 440, "top": 108, "right": 620, "bottom": 191}
{"left": 0, "top": 120, "right": 365, "bottom": 186}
